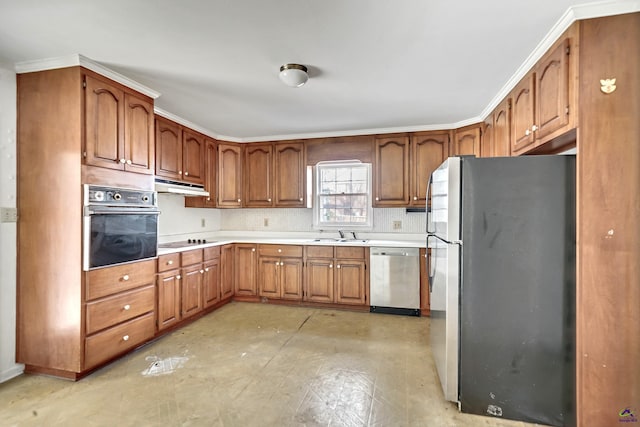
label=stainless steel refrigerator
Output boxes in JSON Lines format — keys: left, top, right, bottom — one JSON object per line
{"left": 427, "top": 155, "right": 575, "bottom": 426}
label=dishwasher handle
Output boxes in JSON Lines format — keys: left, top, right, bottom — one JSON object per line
{"left": 370, "top": 247, "right": 419, "bottom": 257}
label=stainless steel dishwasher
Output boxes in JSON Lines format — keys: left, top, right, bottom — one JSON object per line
{"left": 370, "top": 247, "right": 420, "bottom": 316}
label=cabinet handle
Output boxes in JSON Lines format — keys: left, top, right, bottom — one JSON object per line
{"left": 299, "top": 198, "right": 303, "bottom": 202}
{"left": 267, "top": 198, "right": 272, "bottom": 202}
{"left": 413, "top": 196, "right": 418, "bottom": 201}
{"left": 329, "top": 264, "right": 333, "bottom": 269}
{"left": 177, "top": 275, "right": 181, "bottom": 280}
{"left": 375, "top": 197, "right": 379, "bottom": 201}
{"left": 122, "top": 274, "right": 130, "bottom": 281}
{"left": 122, "top": 335, "right": 130, "bottom": 341}
{"left": 200, "top": 269, "right": 205, "bottom": 274}
{"left": 126, "top": 159, "right": 132, "bottom": 165}
{"left": 280, "top": 262, "right": 285, "bottom": 266}
{"left": 119, "top": 158, "right": 126, "bottom": 164}
{"left": 278, "top": 249, "right": 282, "bottom": 253}
{"left": 525, "top": 129, "right": 531, "bottom": 136}
{"left": 179, "top": 170, "right": 182, "bottom": 175}
{"left": 123, "top": 304, "right": 131, "bottom": 311}
{"left": 167, "top": 260, "right": 173, "bottom": 265}
{"left": 184, "top": 172, "right": 189, "bottom": 176}
{"left": 205, "top": 268, "right": 209, "bottom": 272}
{"left": 252, "top": 248, "right": 256, "bottom": 252}
{"left": 337, "top": 265, "right": 341, "bottom": 269}
{"left": 531, "top": 124, "right": 538, "bottom": 132}
{"left": 207, "top": 197, "right": 211, "bottom": 201}
{"left": 237, "top": 199, "right": 241, "bottom": 203}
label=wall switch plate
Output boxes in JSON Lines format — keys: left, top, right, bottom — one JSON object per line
{"left": 1, "top": 207, "right": 18, "bottom": 223}
{"left": 393, "top": 220, "right": 402, "bottom": 230}
{"left": 263, "top": 218, "right": 269, "bottom": 227}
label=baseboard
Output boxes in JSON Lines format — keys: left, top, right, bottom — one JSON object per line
{"left": 0, "top": 364, "right": 25, "bottom": 383}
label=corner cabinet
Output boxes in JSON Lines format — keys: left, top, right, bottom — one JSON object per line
{"left": 453, "top": 124, "right": 482, "bottom": 156}
{"left": 84, "top": 72, "right": 155, "bottom": 175}
{"left": 235, "top": 244, "right": 258, "bottom": 296}
{"left": 155, "top": 116, "right": 205, "bottom": 185}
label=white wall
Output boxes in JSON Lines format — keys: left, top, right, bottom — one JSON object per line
{"left": 157, "top": 194, "right": 221, "bottom": 241}
{"left": 0, "top": 63, "right": 23, "bottom": 381}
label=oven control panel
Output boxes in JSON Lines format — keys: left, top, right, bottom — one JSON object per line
{"left": 85, "top": 185, "right": 157, "bottom": 207}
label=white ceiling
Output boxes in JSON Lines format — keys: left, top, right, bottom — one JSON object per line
{"left": 0, "top": 1, "right": 634, "bottom": 141}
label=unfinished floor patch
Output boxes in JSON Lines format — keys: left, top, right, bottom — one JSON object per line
{"left": 141, "top": 355, "right": 189, "bottom": 377}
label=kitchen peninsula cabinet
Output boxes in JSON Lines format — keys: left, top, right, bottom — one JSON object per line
{"left": 257, "top": 245, "right": 304, "bottom": 300}
{"left": 217, "top": 143, "right": 243, "bottom": 207}
{"left": 84, "top": 71, "right": 155, "bottom": 175}
{"left": 155, "top": 116, "right": 205, "bottom": 185}
{"left": 235, "top": 244, "right": 258, "bottom": 296}
{"left": 304, "top": 246, "right": 368, "bottom": 306}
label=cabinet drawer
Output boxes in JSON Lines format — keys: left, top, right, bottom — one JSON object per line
{"left": 259, "top": 244, "right": 303, "bottom": 257}
{"left": 86, "top": 285, "right": 155, "bottom": 335}
{"left": 158, "top": 253, "right": 180, "bottom": 272}
{"left": 84, "top": 312, "right": 155, "bottom": 369}
{"left": 86, "top": 259, "right": 156, "bottom": 300}
{"left": 305, "top": 246, "right": 334, "bottom": 258}
{"left": 181, "top": 249, "right": 203, "bottom": 266}
{"left": 203, "top": 246, "right": 221, "bottom": 260}
{"left": 336, "top": 246, "right": 366, "bottom": 259}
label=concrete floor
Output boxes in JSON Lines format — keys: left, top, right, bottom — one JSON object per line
{"left": 0, "top": 303, "right": 545, "bottom": 426}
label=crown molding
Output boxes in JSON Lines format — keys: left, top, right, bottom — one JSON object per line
{"left": 480, "top": 0, "right": 640, "bottom": 120}
{"left": 153, "top": 107, "right": 242, "bottom": 142}
{"left": 14, "top": 54, "right": 160, "bottom": 99}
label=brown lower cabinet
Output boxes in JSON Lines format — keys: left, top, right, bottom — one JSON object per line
{"left": 303, "top": 246, "right": 368, "bottom": 306}
{"left": 220, "top": 244, "right": 235, "bottom": 299}
{"left": 257, "top": 244, "right": 304, "bottom": 300}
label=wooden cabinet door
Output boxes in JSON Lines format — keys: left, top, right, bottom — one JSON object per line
{"left": 155, "top": 116, "right": 182, "bottom": 180}
{"left": 157, "top": 270, "right": 181, "bottom": 330}
{"left": 374, "top": 136, "right": 410, "bottom": 206}
{"left": 220, "top": 245, "right": 234, "bottom": 299}
{"left": 274, "top": 142, "right": 306, "bottom": 207}
{"left": 481, "top": 116, "right": 494, "bottom": 158}
{"left": 258, "top": 257, "right": 280, "bottom": 298}
{"left": 244, "top": 144, "right": 273, "bottom": 207}
{"left": 123, "top": 92, "right": 154, "bottom": 174}
{"left": 84, "top": 74, "right": 124, "bottom": 170}
{"left": 280, "top": 258, "right": 303, "bottom": 301}
{"left": 511, "top": 74, "right": 536, "bottom": 154}
{"left": 203, "top": 139, "right": 217, "bottom": 207}
{"left": 218, "top": 143, "right": 243, "bottom": 207}
{"left": 410, "top": 132, "right": 449, "bottom": 206}
{"left": 335, "top": 259, "right": 367, "bottom": 305}
{"left": 535, "top": 38, "right": 570, "bottom": 141}
{"left": 493, "top": 98, "right": 512, "bottom": 157}
{"left": 235, "top": 244, "right": 257, "bottom": 296}
{"left": 453, "top": 125, "right": 481, "bottom": 156}
{"left": 304, "top": 259, "right": 334, "bottom": 303}
{"left": 182, "top": 129, "right": 205, "bottom": 184}
{"left": 203, "top": 258, "right": 220, "bottom": 308}
{"left": 181, "top": 264, "right": 203, "bottom": 318}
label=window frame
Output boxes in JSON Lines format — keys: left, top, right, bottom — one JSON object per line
{"left": 312, "top": 160, "right": 373, "bottom": 230}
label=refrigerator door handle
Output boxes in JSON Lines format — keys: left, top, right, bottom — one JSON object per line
{"left": 426, "top": 174, "right": 434, "bottom": 234}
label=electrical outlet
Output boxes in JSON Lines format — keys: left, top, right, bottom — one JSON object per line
{"left": 201, "top": 218, "right": 206, "bottom": 228}
{"left": 393, "top": 220, "right": 402, "bottom": 230}
{"left": 1, "top": 207, "right": 18, "bottom": 223}
{"left": 263, "top": 218, "right": 269, "bottom": 227}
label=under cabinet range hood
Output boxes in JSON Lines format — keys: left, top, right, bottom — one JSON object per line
{"left": 154, "top": 178, "right": 210, "bottom": 197}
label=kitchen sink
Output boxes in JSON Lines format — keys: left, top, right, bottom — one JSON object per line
{"left": 310, "top": 238, "right": 369, "bottom": 244}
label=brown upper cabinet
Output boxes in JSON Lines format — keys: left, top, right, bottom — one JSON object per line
{"left": 373, "top": 135, "right": 410, "bottom": 207}
{"left": 217, "top": 143, "right": 243, "bottom": 207}
{"left": 453, "top": 124, "right": 482, "bottom": 157}
{"left": 481, "top": 115, "right": 494, "bottom": 158}
{"left": 185, "top": 137, "right": 217, "bottom": 208}
{"left": 493, "top": 98, "right": 512, "bottom": 157}
{"left": 242, "top": 140, "right": 306, "bottom": 208}
{"left": 410, "top": 132, "right": 449, "bottom": 206}
{"left": 155, "top": 115, "right": 205, "bottom": 185}
{"left": 511, "top": 36, "right": 575, "bottom": 155}
{"left": 84, "top": 72, "right": 154, "bottom": 175}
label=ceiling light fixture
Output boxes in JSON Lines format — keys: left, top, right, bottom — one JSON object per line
{"left": 279, "top": 64, "right": 309, "bottom": 88}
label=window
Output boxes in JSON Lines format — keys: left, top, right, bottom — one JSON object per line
{"left": 313, "top": 161, "right": 372, "bottom": 229}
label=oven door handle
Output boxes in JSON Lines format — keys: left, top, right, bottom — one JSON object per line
{"left": 84, "top": 207, "right": 160, "bottom": 216}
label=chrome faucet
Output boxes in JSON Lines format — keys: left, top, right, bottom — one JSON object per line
{"left": 338, "top": 230, "right": 345, "bottom": 239}
{"left": 350, "top": 231, "right": 358, "bottom": 240}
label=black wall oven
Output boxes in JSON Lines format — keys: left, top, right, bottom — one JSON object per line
{"left": 83, "top": 185, "right": 159, "bottom": 270}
